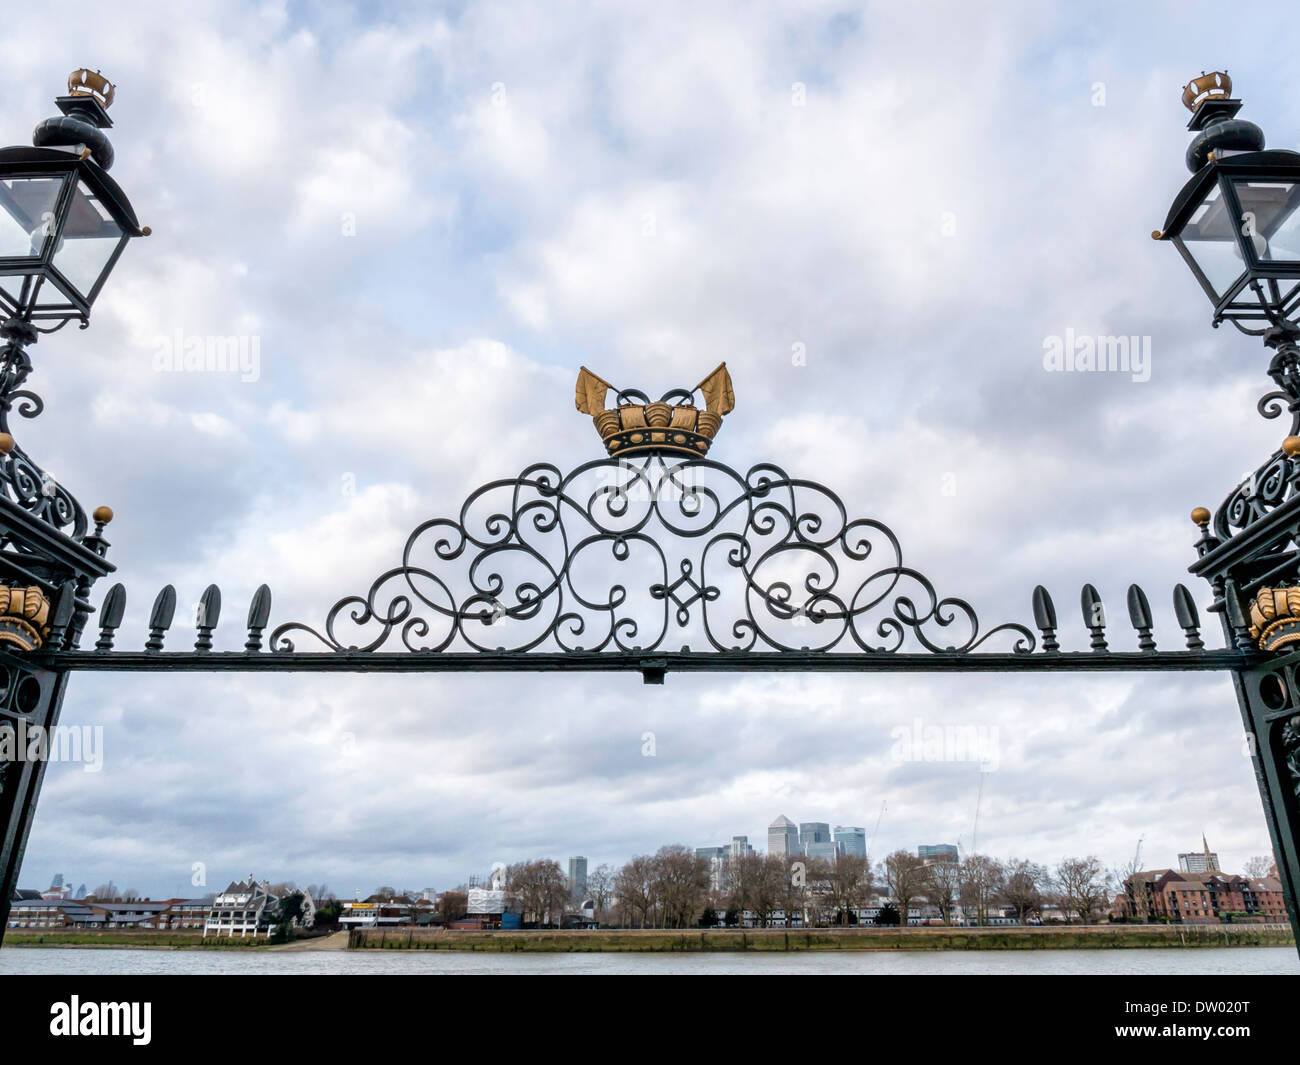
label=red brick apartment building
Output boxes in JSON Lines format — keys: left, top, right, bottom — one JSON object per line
{"left": 1113, "top": 870, "right": 1286, "bottom": 923}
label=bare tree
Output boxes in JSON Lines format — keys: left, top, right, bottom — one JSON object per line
{"left": 959, "top": 855, "right": 1003, "bottom": 926}
{"left": 438, "top": 890, "right": 467, "bottom": 923}
{"left": 649, "top": 845, "right": 710, "bottom": 928}
{"left": 505, "top": 859, "right": 568, "bottom": 926}
{"left": 586, "top": 863, "right": 615, "bottom": 925}
{"left": 1054, "top": 856, "right": 1110, "bottom": 925}
{"left": 1001, "top": 859, "right": 1047, "bottom": 924}
{"left": 880, "top": 851, "right": 927, "bottom": 925}
{"left": 1244, "top": 855, "right": 1274, "bottom": 879}
{"left": 824, "top": 855, "right": 871, "bottom": 925}
{"left": 923, "top": 859, "right": 961, "bottom": 925}
{"left": 724, "top": 852, "right": 764, "bottom": 926}
{"left": 613, "top": 855, "right": 654, "bottom": 928}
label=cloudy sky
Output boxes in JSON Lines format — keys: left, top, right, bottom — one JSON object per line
{"left": 7, "top": 0, "right": 1297, "bottom": 899}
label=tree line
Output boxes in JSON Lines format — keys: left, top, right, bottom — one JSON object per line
{"left": 566, "top": 848, "right": 1120, "bottom": 928}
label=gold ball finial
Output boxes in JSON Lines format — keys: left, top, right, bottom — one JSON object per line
{"left": 1283, "top": 436, "right": 1300, "bottom": 458}
{"left": 92, "top": 505, "right": 113, "bottom": 525}
{"left": 1191, "top": 506, "right": 1211, "bottom": 527}
{"left": 0, "top": 433, "right": 14, "bottom": 456}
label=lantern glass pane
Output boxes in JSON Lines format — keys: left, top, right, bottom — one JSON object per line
{"left": 1179, "top": 184, "right": 1246, "bottom": 298}
{"left": 51, "top": 181, "right": 123, "bottom": 301}
{"left": 0, "top": 176, "right": 65, "bottom": 259}
{"left": 1233, "top": 179, "right": 1300, "bottom": 263}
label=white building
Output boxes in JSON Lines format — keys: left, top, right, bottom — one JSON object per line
{"left": 203, "top": 878, "right": 314, "bottom": 938}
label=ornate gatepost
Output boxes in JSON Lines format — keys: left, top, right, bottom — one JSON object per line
{"left": 0, "top": 71, "right": 145, "bottom": 942}
{"left": 1155, "top": 72, "right": 1300, "bottom": 945}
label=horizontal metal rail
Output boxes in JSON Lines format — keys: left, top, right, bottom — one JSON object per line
{"left": 37, "top": 649, "right": 1258, "bottom": 680}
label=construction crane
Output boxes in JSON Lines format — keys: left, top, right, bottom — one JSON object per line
{"left": 1133, "top": 834, "right": 1145, "bottom": 872}
{"left": 971, "top": 770, "right": 988, "bottom": 856}
{"left": 867, "top": 800, "right": 887, "bottom": 855}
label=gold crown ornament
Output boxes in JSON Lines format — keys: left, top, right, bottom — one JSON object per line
{"left": 1182, "top": 71, "right": 1232, "bottom": 114}
{"left": 0, "top": 585, "right": 52, "bottom": 651}
{"left": 1248, "top": 586, "right": 1300, "bottom": 652}
{"left": 575, "top": 363, "right": 735, "bottom": 457}
{"left": 67, "top": 68, "right": 115, "bottom": 109}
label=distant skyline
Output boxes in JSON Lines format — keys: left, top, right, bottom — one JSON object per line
{"left": 24, "top": 828, "right": 1266, "bottom": 900}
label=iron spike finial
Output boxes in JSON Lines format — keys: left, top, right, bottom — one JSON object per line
{"left": 1081, "top": 584, "right": 1108, "bottom": 652}
{"left": 245, "top": 585, "right": 272, "bottom": 652}
{"left": 1126, "top": 584, "right": 1157, "bottom": 652}
{"left": 145, "top": 585, "right": 177, "bottom": 652}
{"left": 195, "top": 584, "right": 221, "bottom": 652}
{"left": 94, "top": 583, "right": 125, "bottom": 652}
{"left": 1031, "top": 586, "right": 1059, "bottom": 653}
{"left": 1173, "top": 584, "right": 1206, "bottom": 650}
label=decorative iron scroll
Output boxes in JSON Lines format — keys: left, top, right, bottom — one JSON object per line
{"left": 0, "top": 323, "right": 88, "bottom": 540}
{"left": 267, "top": 455, "right": 1038, "bottom": 656}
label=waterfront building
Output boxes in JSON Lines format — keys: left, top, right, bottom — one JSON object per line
{"left": 203, "top": 878, "right": 313, "bottom": 938}
{"left": 7, "top": 897, "right": 211, "bottom": 931}
{"left": 833, "top": 826, "right": 867, "bottom": 858}
{"left": 1115, "top": 868, "right": 1286, "bottom": 924}
{"left": 769, "top": 815, "right": 799, "bottom": 857}
{"left": 341, "top": 893, "right": 433, "bottom": 929}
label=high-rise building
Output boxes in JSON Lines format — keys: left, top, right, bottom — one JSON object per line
{"left": 806, "top": 840, "right": 842, "bottom": 862}
{"left": 918, "top": 844, "right": 959, "bottom": 865}
{"left": 1178, "top": 836, "right": 1220, "bottom": 874}
{"left": 729, "top": 836, "right": 753, "bottom": 859}
{"left": 567, "top": 856, "right": 588, "bottom": 902}
{"left": 696, "top": 846, "right": 729, "bottom": 892}
{"left": 799, "top": 822, "right": 830, "bottom": 853}
{"left": 833, "top": 826, "right": 867, "bottom": 858}
{"left": 769, "top": 815, "right": 799, "bottom": 857}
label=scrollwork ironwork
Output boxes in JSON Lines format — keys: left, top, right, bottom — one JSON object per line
{"left": 269, "top": 455, "right": 1036, "bottom": 656}
{"left": 0, "top": 322, "right": 87, "bottom": 540}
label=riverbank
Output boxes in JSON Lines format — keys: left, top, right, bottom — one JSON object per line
{"left": 349, "top": 924, "right": 1295, "bottom": 952}
{"left": 2, "top": 929, "right": 327, "bottom": 950}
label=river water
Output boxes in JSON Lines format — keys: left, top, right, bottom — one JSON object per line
{"left": 2, "top": 946, "right": 1297, "bottom": 975}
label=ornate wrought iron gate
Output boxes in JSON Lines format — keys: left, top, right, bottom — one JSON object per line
{"left": 0, "top": 357, "right": 1296, "bottom": 952}
{"left": 1, "top": 69, "right": 1299, "bottom": 955}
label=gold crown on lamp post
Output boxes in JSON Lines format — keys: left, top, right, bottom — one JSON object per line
{"left": 0, "top": 585, "right": 52, "bottom": 652}
{"left": 575, "top": 363, "right": 735, "bottom": 457}
{"left": 1182, "top": 70, "right": 1232, "bottom": 113}
{"left": 67, "top": 68, "right": 115, "bottom": 109}
{"left": 1247, "top": 587, "right": 1300, "bottom": 651}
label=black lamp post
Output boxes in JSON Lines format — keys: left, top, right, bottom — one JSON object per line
{"left": 0, "top": 71, "right": 143, "bottom": 940}
{"left": 1164, "top": 72, "right": 1300, "bottom": 945}
{"left": 0, "top": 70, "right": 146, "bottom": 538}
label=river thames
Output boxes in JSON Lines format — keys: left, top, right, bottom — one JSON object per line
{"left": 3, "top": 947, "right": 1297, "bottom": 975}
